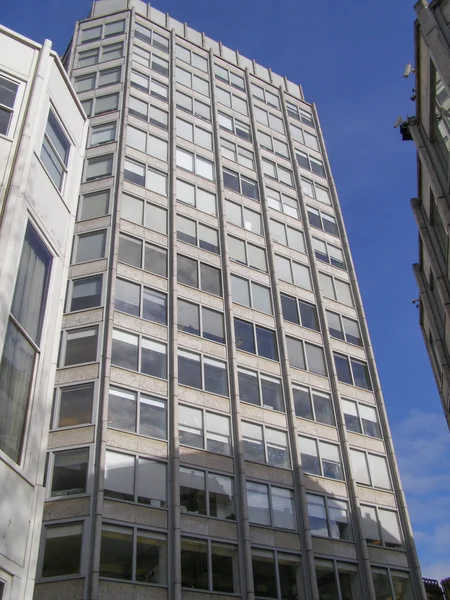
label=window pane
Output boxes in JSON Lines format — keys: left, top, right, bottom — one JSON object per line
{"left": 209, "top": 473, "right": 235, "bottom": 519}
{"left": 65, "top": 327, "right": 97, "bottom": 366}
{"left": 359, "top": 404, "right": 381, "bottom": 438}
{"left": 272, "top": 486, "right": 295, "bottom": 529}
{"left": 147, "top": 168, "right": 167, "bottom": 195}
{"left": 351, "top": 358, "right": 372, "bottom": 390}
{"left": 51, "top": 447, "right": 89, "bottom": 497}
{"left": 141, "top": 339, "right": 167, "bottom": 379}
{"left": 199, "top": 224, "right": 219, "bottom": 254}
{"left": 80, "top": 189, "right": 110, "bottom": 220}
{"left": 247, "top": 481, "right": 270, "bottom": 525}
{"left": 248, "top": 245, "right": 267, "bottom": 271}
{"left": 206, "top": 412, "right": 231, "bottom": 454}
{"left": 305, "top": 343, "right": 326, "bottom": 376}
{"left": 252, "top": 283, "right": 272, "bottom": 314}
{"left": 316, "top": 560, "right": 339, "bottom": 599}
{"left": 231, "top": 275, "right": 250, "bottom": 306}
{"left": 179, "top": 350, "right": 201, "bottom": 389}
{"left": 242, "top": 421, "right": 264, "bottom": 463}
{"left": 292, "top": 262, "right": 311, "bottom": 289}
{"left": 86, "top": 154, "right": 113, "bottom": 180}
{"left": 99, "top": 525, "right": 133, "bottom": 580}
{"left": 320, "top": 441, "right": 343, "bottom": 480}
{"left": 252, "top": 549, "right": 277, "bottom": 599}
{"left": 104, "top": 450, "right": 134, "bottom": 501}
{"left": 178, "top": 299, "right": 200, "bottom": 336}
{"left": 145, "top": 203, "right": 167, "bottom": 234}
{"left": 312, "top": 390, "right": 335, "bottom": 426}
{"left": 238, "top": 368, "right": 260, "bottom": 406}
{"left": 178, "top": 255, "right": 198, "bottom": 288}
{"left": 293, "top": 386, "right": 313, "bottom": 420}
{"left": 96, "top": 93, "right": 119, "bottom": 114}
{"left": 75, "top": 230, "right": 106, "bottom": 263}
{"left": 58, "top": 383, "right": 93, "bottom": 428}
{"left": 112, "top": 329, "right": 138, "bottom": 371}
{"left": 202, "top": 307, "right": 225, "bottom": 343}
{"left": 144, "top": 244, "right": 167, "bottom": 277}
{"left": 118, "top": 234, "right": 141, "bottom": 268}
{"left": 136, "top": 459, "right": 166, "bottom": 507}
{"left": 281, "top": 294, "right": 299, "bottom": 324}
{"left": 180, "top": 466, "right": 206, "bottom": 515}
{"left": 256, "top": 326, "right": 278, "bottom": 360}
{"left": 379, "top": 509, "right": 402, "bottom": 548}
{"left": 42, "top": 524, "right": 83, "bottom": 578}
{"left": 179, "top": 405, "right": 203, "bottom": 448}
{"left": 299, "top": 301, "right": 319, "bottom": 331}
{"left": 287, "top": 337, "right": 306, "bottom": 370}
{"left": 350, "top": 449, "right": 370, "bottom": 485}
{"left": 372, "top": 569, "right": 392, "bottom": 600}
{"left": 368, "top": 454, "right": 391, "bottom": 489}
{"left": 335, "top": 279, "right": 353, "bottom": 305}
{"left": 140, "top": 395, "right": 167, "bottom": 439}
{"left": 200, "top": 263, "right": 221, "bottom": 296}
{"left": 307, "top": 494, "right": 328, "bottom": 537}
{"left": 299, "top": 436, "right": 320, "bottom": 475}
{"left": 181, "top": 539, "right": 208, "bottom": 590}
{"left": 334, "top": 353, "right": 352, "bottom": 385}
{"left": 70, "top": 275, "right": 102, "bottom": 313}
{"left": 235, "top": 319, "right": 255, "bottom": 354}
{"left": 108, "top": 387, "right": 136, "bottom": 432}
{"left": 115, "top": 278, "right": 140, "bottom": 316}
{"left": 197, "top": 188, "right": 216, "bottom": 215}
{"left": 204, "top": 357, "right": 228, "bottom": 396}
{"left": 136, "top": 531, "right": 167, "bottom": 584}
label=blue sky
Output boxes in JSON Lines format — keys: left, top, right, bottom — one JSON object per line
{"left": 3, "top": 0, "right": 450, "bottom": 581}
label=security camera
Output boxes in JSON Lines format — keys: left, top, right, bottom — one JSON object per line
{"left": 403, "top": 63, "right": 416, "bottom": 78}
{"left": 394, "top": 116, "right": 402, "bottom": 128}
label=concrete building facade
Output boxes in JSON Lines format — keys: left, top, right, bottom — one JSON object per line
{"left": 405, "top": 0, "right": 450, "bottom": 430}
{"left": 0, "top": 1, "right": 428, "bottom": 599}
{"left": 0, "top": 25, "right": 88, "bottom": 600}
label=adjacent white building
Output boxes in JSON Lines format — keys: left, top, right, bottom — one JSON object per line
{"left": 0, "top": 25, "right": 88, "bottom": 600}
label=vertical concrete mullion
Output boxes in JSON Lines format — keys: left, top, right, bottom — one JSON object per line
{"left": 87, "top": 8, "right": 134, "bottom": 599}
{"left": 280, "top": 93, "right": 376, "bottom": 600}
{"left": 310, "top": 102, "right": 427, "bottom": 600}
{"left": 168, "top": 28, "right": 181, "bottom": 600}
{"left": 244, "top": 71, "right": 319, "bottom": 600}
{"left": 209, "top": 49, "right": 254, "bottom": 600}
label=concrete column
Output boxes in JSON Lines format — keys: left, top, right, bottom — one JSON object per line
{"left": 209, "top": 50, "right": 254, "bottom": 600}
{"left": 246, "top": 76, "right": 319, "bottom": 600}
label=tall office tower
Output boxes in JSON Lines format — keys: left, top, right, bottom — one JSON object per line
{"left": 0, "top": 24, "right": 87, "bottom": 600}
{"left": 31, "top": 1, "right": 426, "bottom": 599}
{"left": 403, "top": 0, "right": 450, "bottom": 431}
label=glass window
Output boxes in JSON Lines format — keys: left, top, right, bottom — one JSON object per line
{"left": 91, "top": 122, "right": 116, "bottom": 146}
{"left": 64, "top": 327, "right": 98, "bottom": 366}
{"left": 181, "top": 539, "right": 208, "bottom": 590}
{"left": 55, "top": 383, "right": 93, "bottom": 429}
{"left": 98, "top": 67, "right": 121, "bottom": 87}
{"left": 112, "top": 329, "right": 138, "bottom": 371}
{"left": 41, "top": 524, "right": 83, "bottom": 578}
{"left": 293, "top": 386, "right": 335, "bottom": 426}
{"left": 70, "top": 275, "right": 102, "bottom": 312}
{"left": 50, "top": 447, "right": 89, "bottom": 497}
{"left": 79, "top": 189, "right": 110, "bottom": 220}
{"left": 95, "top": 93, "right": 119, "bottom": 115}
{"left": 141, "top": 338, "right": 167, "bottom": 379}
{"left": 86, "top": 154, "right": 113, "bottom": 180}
{"left": 40, "top": 110, "right": 70, "bottom": 190}
{"left": 74, "top": 73, "right": 96, "bottom": 92}
{"left": 80, "top": 25, "right": 101, "bottom": 43}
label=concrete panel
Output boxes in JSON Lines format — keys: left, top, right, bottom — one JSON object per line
{"left": 178, "top": 386, "right": 230, "bottom": 413}
{"left": 97, "top": 579, "right": 168, "bottom": 600}
{"left": 63, "top": 308, "right": 104, "bottom": 329}
{"left": 0, "top": 460, "right": 34, "bottom": 566}
{"left": 245, "top": 462, "right": 293, "bottom": 486}
{"left": 0, "top": 31, "right": 36, "bottom": 78}
{"left": 240, "top": 402, "right": 287, "bottom": 428}
{"left": 47, "top": 426, "right": 95, "bottom": 448}
{"left": 43, "top": 497, "right": 90, "bottom": 520}
{"left": 296, "top": 419, "right": 339, "bottom": 442}
{"left": 33, "top": 578, "right": 85, "bottom": 600}
{"left": 55, "top": 364, "right": 99, "bottom": 385}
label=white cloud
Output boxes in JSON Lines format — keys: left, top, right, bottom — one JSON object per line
{"left": 391, "top": 409, "right": 450, "bottom": 580}
{"left": 421, "top": 560, "right": 450, "bottom": 582}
